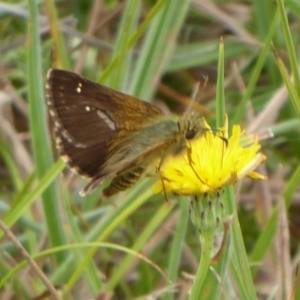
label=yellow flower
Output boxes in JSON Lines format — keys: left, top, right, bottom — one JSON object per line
{"left": 152, "top": 115, "right": 267, "bottom": 195}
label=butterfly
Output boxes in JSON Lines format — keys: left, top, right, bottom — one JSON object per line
{"left": 46, "top": 69, "right": 207, "bottom": 197}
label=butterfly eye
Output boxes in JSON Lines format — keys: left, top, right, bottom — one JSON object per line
{"left": 185, "top": 128, "right": 197, "bottom": 139}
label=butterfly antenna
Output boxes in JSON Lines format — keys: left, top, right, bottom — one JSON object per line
{"left": 185, "top": 75, "right": 209, "bottom": 115}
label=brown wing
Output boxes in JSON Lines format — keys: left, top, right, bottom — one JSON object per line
{"left": 46, "top": 69, "right": 163, "bottom": 146}
{"left": 46, "top": 69, "right": 164, "bottom": 179}
{"left": 54, "top": 127, "right": 108, "bottom": 179}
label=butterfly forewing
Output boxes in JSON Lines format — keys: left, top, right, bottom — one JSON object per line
{"left": 55, "top": 127, "right": 108, "bottom": 179}
{"left": 46, "top": 69, "right": 163, "bottom": 144}
{"left": 46, "top": 69, "right": 165, "bottom": 181}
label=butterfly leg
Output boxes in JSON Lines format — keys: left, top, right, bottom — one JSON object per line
{"left": 156, "top": 157, "right": 169, "bottom": 201}
{"left": 186, "top": 143, "right": 207, "bottom": 186}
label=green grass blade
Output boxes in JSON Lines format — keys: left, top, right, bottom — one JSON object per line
{"left": 108, "top": 0, "right": 140, "bottom": 90}
{"left": 27, "top": 0, "right": 67, "bottom": 263}
{"left": 167, "top": 40, "right": 251, "bottom": 73}
{"left": 163, "top": 199, "right": 189, "bottom": 300}
{"left": 44, "top": 0, "right": 71, "bottom": 69}
{"left": 0, "top": 141, "right": 23, "bottom": 191}
{"left": 129, "top": 0, "right": 191, "bottom": 100}
{"left": 276, "top": 53, "right": 300, "bottom": 119}
{"left": 277, "top": 0, "right": 300, "bottom": 92}
{"left": 98, "top": 0, "right": 168, "bottom": 84}
{"left": 233, "top": 10, "right": 278, "bottom": 125}
{"left": 226, "top": 187, "right": 257, "bottom": 299}
{"left": 216, "top": 37, "right": 225, "bottom": 126}
{"left": 65, "top": 187, "right": 153, "bottom": 293}
{"left": 107, "top": 202, "right": 174, "bottom": 291}
{"left": 63, "top": 186, "right": 103, "bottom": 294}
{"left": 1, "top": 160, "right": 65, "bottom": 239}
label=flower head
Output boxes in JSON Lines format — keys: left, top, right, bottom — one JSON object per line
{"left": 152, "top": 115, "right": 267, "bottom": 196}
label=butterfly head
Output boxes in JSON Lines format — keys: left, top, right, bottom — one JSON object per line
{"left": 178, "top": 113, "right": 207, "bottom": 141}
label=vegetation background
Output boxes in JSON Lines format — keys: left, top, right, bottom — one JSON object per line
{"left": 0, "top": 0, "right": 300, "bottom": 299}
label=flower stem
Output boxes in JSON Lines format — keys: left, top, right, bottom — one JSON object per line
{"left": 189, "top": 228, "right": 215, "bottom": 299}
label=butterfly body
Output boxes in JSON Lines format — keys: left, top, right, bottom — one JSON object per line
{"left": 46, "top": 69, "right": 206, "bottom": 196}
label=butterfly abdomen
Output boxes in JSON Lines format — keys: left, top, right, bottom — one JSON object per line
{"left": 103, "top": 167, "right": 145, "bottom": 197}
